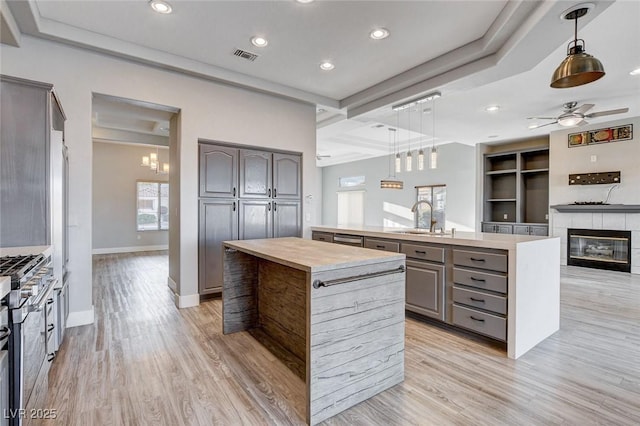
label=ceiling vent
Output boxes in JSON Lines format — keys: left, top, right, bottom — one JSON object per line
{"left": 233, "top": 48, "right": 259, "bottom": 62}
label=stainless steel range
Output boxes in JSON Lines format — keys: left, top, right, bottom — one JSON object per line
{"left": 0, "top": 252, "right": 57, "bottom": 426}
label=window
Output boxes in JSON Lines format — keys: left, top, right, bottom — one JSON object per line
{"left": 137, "top": 181, "right": 169, "bottom": 231}
{"left": 337, "top": 190, "right": 364, "bottom": 227}
{"left": 339, "top": 175, "right": 365, "bottom": 188}
{"left": 416, "top": 185, "right": 446, "bottom": 230}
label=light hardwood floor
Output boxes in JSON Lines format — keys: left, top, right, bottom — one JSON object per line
{"left": 38, "top": 251, "right": 639, "bottom": 425}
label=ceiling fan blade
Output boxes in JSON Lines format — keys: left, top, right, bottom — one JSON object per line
{"left": 585, "top": 108, "right": 629, "bottom": 118}
{"left": 573, "top": 103, "right": 595, "bottom": 114}
{"left": 529, "top": 121, "right": 558, "bottom": 129}
{"left": 526, "top": 116, "right": 557, "bottom": 120}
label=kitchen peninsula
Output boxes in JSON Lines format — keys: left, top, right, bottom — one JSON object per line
{"left": 222, "top": 237, "right": 406, "bottom": 425}
{"left": 312, "top": 226, "right": 561, "bottom": 359}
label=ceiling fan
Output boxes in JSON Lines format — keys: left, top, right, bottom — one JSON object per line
{"left": 528, "top": 102, "right": 629, "bottom": 129}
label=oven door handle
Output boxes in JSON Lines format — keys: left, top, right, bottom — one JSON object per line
{"left": 30, "top": 279, "right": 58, "bottom": 313}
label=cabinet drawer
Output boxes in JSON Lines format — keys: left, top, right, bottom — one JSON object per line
{"left": 312, "top": 231, "right": 334, "bottom": 243}
{"left": 364, "top": 238, "right": 400, "bottom": 253}
{"left": 453, "top": 249, "right": 507, "bottom": 272}
{"left": 453, "top": 267, "right": 507, "bottom": 294}
{"left": 453, "top": 286, "right": 507, "bottom": 315}
{"left": 401, "top": 243, "right": 444, "bottom": 263}
{"left": 452, "top": 305, "right": 506, "bottom": 341}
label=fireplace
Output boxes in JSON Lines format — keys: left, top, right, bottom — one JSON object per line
{"left": 567, "top": 229, "right": 631, "bottom": 272}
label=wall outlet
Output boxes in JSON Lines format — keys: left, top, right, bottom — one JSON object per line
{"left": 137, "top": 235, "right": 141, "bottom": 240}
{"left": 545, "top": 213, "right": 549, "bottom": 220}
{"left": 305, "top": 212, "right": 311, "bottom": 222}
{"left": 591, "top": 155, "right": 597, "bottom": 162}
{"left": 503, "top": 213, "right": 508, "bottom": 220}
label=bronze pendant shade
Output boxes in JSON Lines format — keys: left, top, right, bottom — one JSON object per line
{"left": 550, "top": 7, "right": 605, "bottom": 89}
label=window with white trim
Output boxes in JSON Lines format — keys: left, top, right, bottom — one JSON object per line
{"left": 416, "top": 185, "right": 446, "bottom": 230}
{"left": 137, "top": 181, "right": 169, "bottom": 231}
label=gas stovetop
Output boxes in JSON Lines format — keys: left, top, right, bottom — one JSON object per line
{"left": 0, "top": 254, "right": 47, "bottom": 287}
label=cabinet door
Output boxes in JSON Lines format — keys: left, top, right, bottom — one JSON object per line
{"left": 239, "top": 200, "right": 273, "bottom": 240}
{"left": 273, "top": 153, "right": 301, "bottom": 199}
{"left": 240, "top": 149, "right": 272, "bottom": 198}
{"left": 199, "top": 199, "right": 238, "bottom": 294}
{"left": 496, "top": 224, "right": 513, "bottom": 234}
{"left": 481, "top": 223, "right": 496, "bottom": 233}
{"left": 513, "top": 225, "right": 530, "bottom": 235}
{"left": 0, "top": 80, "right": 49, "bottom": 246}
{"left": 273, "top": 201, "right": 301, "bottom": 238}
{"left": 199, "top": 145, "right": 238, "bottom": 198}
{"left": 405, "top": 260, "right": 445, "bottom": 321}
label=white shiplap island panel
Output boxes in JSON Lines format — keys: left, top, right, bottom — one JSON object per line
{"left": 222, "top": 237, "right": 406, "bottom": 425}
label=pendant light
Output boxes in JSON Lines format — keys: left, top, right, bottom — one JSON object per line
{"left": 418, "top": 104, "right": 425, "bottom": 171}
{"left": 380, "top": 127, "right": 403, "bottom": 189}
{"left": 394, "top": 110, "right": 402, "bottom": 174}
{"left": 429, "top": 97, "right": 437, "bottom": 169}
{"left": 405, "top": 106, "right": 413, "bottom": 172}
{"left": 141, "top": 146, "right": 169, "bottom": 174}
{"left": 550, "top": 5, "right": 605, "bottom": 89}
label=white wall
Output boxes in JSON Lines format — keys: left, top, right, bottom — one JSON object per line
{"left": 0, "top": 36, "right": 320, "bottom": 321}
{"left": 322, "top": 143, "right": 476, "bottom": 231}
{"left": 92, "top": 142, "right": 169, "bottom": 253}
{"left": 549, "top": 116, "right": 640, "bottom": 206}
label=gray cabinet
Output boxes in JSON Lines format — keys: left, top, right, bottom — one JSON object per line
{"left": 199, "top": 145, "right": 238, "bottom": 198}
{"left": 198, "top": 142, "right": 302, "bottom": 295}
{"left": 273, "top": 153, "right": 301, "bottom": 199}
{"left": 273, "top": 201, "right": 301, "bottom": 238}
{"left": 406, "top": 260, "right": 445, "bottom": 321}
{"left": 239, "top": 200, "right": 272, "bottom": 240}
{"left": 199, "top": 199, "right": 238, "bottom": 294}
{"left": 0, "top": 76, "right": 51, "bottom": 247}
{"left": 483, "top": 147, "right": 549, "bottom": 236}
{"left": 240, "top": 149, "right": 272, "bottom": 198}
{"left": 513, "top": 224, "right": 548, "bottom": 236}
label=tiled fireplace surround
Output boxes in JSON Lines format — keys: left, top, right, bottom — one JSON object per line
{"left": 552, "top": 211, "right": 640, "bottom": 275}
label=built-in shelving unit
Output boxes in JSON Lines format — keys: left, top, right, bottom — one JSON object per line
{"left": 483, "top": 147, "right": 549, "bottom": 235}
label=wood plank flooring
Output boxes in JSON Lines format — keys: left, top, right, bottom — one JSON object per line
{"left": 35, "top": 251, "right": 640, "bottom": 425}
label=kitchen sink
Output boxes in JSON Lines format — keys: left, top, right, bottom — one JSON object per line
{"left": 386, "top": 229, "right": 451, "bottom": 235}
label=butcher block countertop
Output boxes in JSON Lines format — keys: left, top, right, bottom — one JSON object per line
{"left": 223, "top": 237, "right": 404, "bottom": 273}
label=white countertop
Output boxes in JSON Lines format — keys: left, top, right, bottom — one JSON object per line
{"left": 0, "top": 245, "right": 53, "bottom": 257}
{"left": 224, "top": 237, "right": 404, "bottom": 272}
{"left": 311, "top": 226, "right": 557, "bottom": 250}
{"left": 0, "top": 276, "right": 10, "bottom": 299}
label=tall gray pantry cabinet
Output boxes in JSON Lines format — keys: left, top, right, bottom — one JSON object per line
{"left": 198, "top": 143, "right": 302, "bottom": 295}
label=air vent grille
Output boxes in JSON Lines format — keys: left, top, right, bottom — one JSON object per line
{"left": 233, "top": 49, "right": 259, "bottom": 62}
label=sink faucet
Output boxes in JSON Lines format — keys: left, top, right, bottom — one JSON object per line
{"left": 410, "top": 200, "right": 437, "bottom": 232}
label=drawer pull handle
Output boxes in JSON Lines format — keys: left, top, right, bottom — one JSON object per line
{"left": 47, "top": 353, "right": 56, "bottom": 362}
{"left": 414, "top": 250, "right": 426, "bottom": 254}
{"left": 470, "top": 277, "right": 486, "bottom": 282}
{"left": 469, "top": 297, "right": 485, "bottom": 303}
{"left": 48, "top": 324, "right": 55, "bottom": 332}
{"left": 318, "top": 238, "right": 326, "bottom": 241}
{"left": 470, "top": 316, "right": 485, "bottom": 322}
{"left": 376, "top": 245, "right": 385, "bottom": 249}
{"left": 470, "top": 257, "right": 486, "bottom": 262}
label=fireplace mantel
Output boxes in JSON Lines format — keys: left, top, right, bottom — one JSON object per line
{"left": 551, "top": 204, "right": 640, "bottom": 213}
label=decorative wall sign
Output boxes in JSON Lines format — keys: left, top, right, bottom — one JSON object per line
{"left": 568, "top": 124, "right": 633, "bottom": 147}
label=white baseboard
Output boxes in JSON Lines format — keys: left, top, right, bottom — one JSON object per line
{"left": 66, "top": 306, "right": 95, "bottom": 327}
{"left": 167, "top": 275, "right": 177, "bottom": 293}
{"left": 92, "top": 245, "right": 168, "bottom": 255}
{"left": 174, "top": 292, "right": 199, "bottom": 309}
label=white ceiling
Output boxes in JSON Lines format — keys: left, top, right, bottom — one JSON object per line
{"left": 3, "top": 0, "right": 639, "bottom": 165}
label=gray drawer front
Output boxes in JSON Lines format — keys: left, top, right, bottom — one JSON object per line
{"left": 312, "top": 232, "right": 334, "bottom": 243}
{"left": 401, "top": 243, "right": 444, "bottom": 263}
{"left": 453, "top": 267, "right": 507, "bottom": 294}
{"left": 364, "top": 238, "right": 400, "bottom": 253}
{"left": 453, "top": 286, "right": 507, "bottom": 315}
{"left": 453, "top": 249, "right": 507, "bottom": 272}
{"left": 453, "top": 305, "right": 506, "bottom": 341}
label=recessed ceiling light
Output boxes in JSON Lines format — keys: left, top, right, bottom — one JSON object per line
{"left": 630, "top": 67, "right": 640, "bottom": 76}
{"left": 370, "top": 28, "right": 390, "bottom": 40}
{"left": 295, "top": 0, "right": 314, "bottom": 3}
{"left": 487, "top": 135, "right": 499, "bottom": 139}
{"left": 485, "top": 105, "right": 500, "bottom": 112}
{"left": 528, "top": 124, "right": 539, "bottom": 129}
{"left": 320, "top": 61, "right": 335, "bottom": 71}
{"left": 149, "top": 0, "right": 172, "bottom": 14}
{"left": 251, "top": 36, "right": 268, "bottom": 47}
{"left": 316, "top": 108, "right": 326, "bottom": 114}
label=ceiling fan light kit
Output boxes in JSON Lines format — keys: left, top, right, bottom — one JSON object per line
{"left": 551, "top": 4, "right": 605, "bottom": 88}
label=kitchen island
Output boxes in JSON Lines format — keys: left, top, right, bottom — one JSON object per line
{"left": 222, "top": 237, "right": 406, "bottom": 425}
{"left": 312, "top": 226, "right": 561, "bottom": 359}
